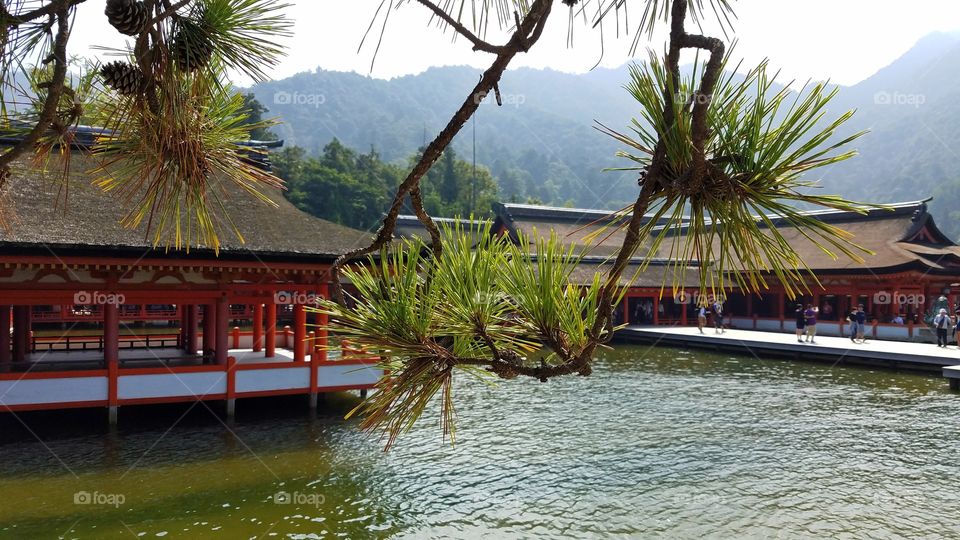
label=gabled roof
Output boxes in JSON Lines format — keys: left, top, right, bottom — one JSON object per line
{"left": 0, "top": 153, "right": 372, "bottom": 263}
{"left": 493, "top": 199, "right": 960, "bottom": 276}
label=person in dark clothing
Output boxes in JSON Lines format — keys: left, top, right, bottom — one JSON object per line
{"left": 934, "top": 308, "right": 951, "bottom": 347}
{"left": 712, "top": 301, "right": 725, "bottom": 334}
{"left": 848, "top": 304, "right": 867, "bottom": 343}
{"left": 794, "top": 303, "right": 805, "bottom": 342}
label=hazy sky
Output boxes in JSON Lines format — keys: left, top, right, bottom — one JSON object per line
{"left": 69, "top": 1, "right": 960, "bottom": 86}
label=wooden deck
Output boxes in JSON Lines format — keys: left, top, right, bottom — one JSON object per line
{"left": 616, "top": 326, "right": 960, "bottom": 387}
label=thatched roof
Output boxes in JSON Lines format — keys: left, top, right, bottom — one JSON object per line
{"left": 0, "top": 152, "right": 372, "bottom": 263}
{"left": 492, "top": 202, "right": 681, "bottom": 257}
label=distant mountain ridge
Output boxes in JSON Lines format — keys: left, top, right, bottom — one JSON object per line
{"left": 250, "top": 31, "right": 960, "bottom": 237}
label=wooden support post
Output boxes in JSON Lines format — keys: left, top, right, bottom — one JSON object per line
{"left": 232, "top": 326, "right": 240, "bottom": 350}
{"left": 203, "top": 303, "right": 216, "bottom": 361}
{"left": 308, "top": 331, "right": 318, "bottom": 409}
{"left": 216, "top": 297, "right": 229, "bottom": 366}
{"left": 0, "top": 305, "right": 10, "bottom": 370}
{"left": 252, "top": 303, "right": 264, "bottom": 352}
{"left": 186, "top": 305, "right": 198, "bottom": 355}
{"left": 104, "top": 302, "right": 119, "bottom": 426}
{"left": 226, "top": 356, "right": 237, "bottom": 417}
{"left": 317, "top": 286, "right": 329, "bottom": 363}
{"left": 652, "top": 295, "right": 660, "bottom": 326}
{"left": 360, "top": 389, "right": 368, "bottom": 399}
{"left": 294, "top": 304, "right": 306, "bottom": 363}
{"left": 12, "top": 306, "right": 28, "bottom": 364}
{"left": 265, "top": 302, "right": 277, "bottom": 358}
{"left": 950, "top": 378, "right": 959, "bottom": 392}
{"left": 310, "top": 285, "right": 330, "bottom": 409}
{"left": 177, "top": 306, "right": 186, "bottom": 349}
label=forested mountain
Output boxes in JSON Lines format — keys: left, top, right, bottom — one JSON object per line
{"left": 251, "top": 65, "right": 642, "bottom": 210}
{"left": 250, "top": 31, "right": 960, "bottom": 237}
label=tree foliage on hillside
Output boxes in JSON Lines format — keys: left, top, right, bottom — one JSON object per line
{"left": 272, "top": 139, "right": 499, "bottom": 229}
{"left": 252, "top": 67, "right": 639, "bottom": 208}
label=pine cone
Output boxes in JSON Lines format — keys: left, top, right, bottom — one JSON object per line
{"left": 101, "top": 61, "right": 145, "bottom": 95}
{"left": 171, "top": 19, "right": 214, "bottom": 72}
{"left": 104, "top": 0, "right": 149, "bottom": 36}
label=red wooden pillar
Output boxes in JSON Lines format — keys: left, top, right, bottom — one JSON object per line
{"left": 226, "top": 356, "right": 237, "bottom": 417}
{"left": 265, "top": 302, "right": 277, "bottom": 358}
{"left": 0, "top": 305, "right": 10, "bottom": 369}
{"left": 177, "top": 306, "right": 187, "bottom": 349}
{"left": 317, "top": 284, "right": 329, "bottom": 362}
{"left": 12, "top": 306, "right": 28, "bottom": 364}
{"left": 623, "top": 295, "right": 630, "bottom": 325}
{"left": 252, "top": 303, "right": 264, "bottom": 352}
{"left": 104, "top": 302, "right": 119, "bottom": 425}
{"left": 216, "top": 297, "right": 229, "bottom": 365}
{"left": 203, "top": 303, "right": 216, "bottom": 361}
{"left": 293, "top": 303, "right": 306, "bottom": 363}
{"left": 652, "top": 295, "right": 660, "bottom": 326}
{"left": 186, "top": 305, "right": 198, "bottom": 355}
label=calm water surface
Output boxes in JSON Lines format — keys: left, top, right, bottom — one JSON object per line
{"left": 1, "top": 345, "right": 959, "bottom": 539}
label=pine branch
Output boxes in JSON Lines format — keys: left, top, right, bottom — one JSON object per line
{"left": 0, "top": 5, "right": 71, "bottom": 172}
{"left": 3, "top": 0, "right": 85, "bottom": 25}
{"left": 413, "top": 0, "right": 506, "bottom": 54}
{"left": 330, "top": 0, "right": 555, "bottom": 304}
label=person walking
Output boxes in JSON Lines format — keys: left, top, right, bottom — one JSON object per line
{"left": 804, "top": 304, "right": 818, "bottom": 343}
{"left": 934, "top": 308, "right": 951, "bottom": 347}
{"left": 848, "top": 304, "right": 866, "bottom": 343}
{"left": 697, "top": 305, "right": 707, "bottom": 334}
{"left": 712, "top": 300, "right": 725, "bottom": 334}
{"left": 794, "top": 303, "right": 805, "bottom": 342}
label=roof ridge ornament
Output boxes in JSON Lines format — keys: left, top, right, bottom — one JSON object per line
{"left": 911, "top": 202, "right": 928, "bottom": 222}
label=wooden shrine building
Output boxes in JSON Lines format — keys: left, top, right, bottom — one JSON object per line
{"left": 489, "top": 200, "right": 960, "bottom": 339}
{"left": 0, "top": 146, "right": 381, "bottom": 422}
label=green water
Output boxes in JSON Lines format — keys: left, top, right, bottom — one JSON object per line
{"left": 1, "top": 346, "right": 958, "bottom": 539}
